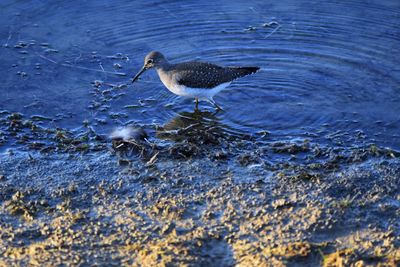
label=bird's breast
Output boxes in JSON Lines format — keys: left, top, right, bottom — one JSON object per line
{"left": 157, "top": 69, "right": 187, "bottom": 96}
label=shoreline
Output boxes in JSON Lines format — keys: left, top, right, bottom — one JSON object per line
{"left": 0, "top": 137, "right": 399, "bottom": 266}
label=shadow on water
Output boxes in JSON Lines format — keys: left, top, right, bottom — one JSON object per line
{"left": 156, "top": 110, "right": 232, "bottom": 142}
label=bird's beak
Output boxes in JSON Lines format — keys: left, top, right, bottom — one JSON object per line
{"left": 131, "top": 66, "right": 147, "bottom": 83}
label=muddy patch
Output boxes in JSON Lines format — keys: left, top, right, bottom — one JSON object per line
{"left": 0, "top": 130, "right": 399, "bottom": 266}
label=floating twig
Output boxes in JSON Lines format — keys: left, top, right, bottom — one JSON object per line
{"left": 36, "top": 52, "right": 127, "bottom": 76}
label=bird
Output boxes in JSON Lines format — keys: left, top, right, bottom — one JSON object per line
{"left": 131, "top": 51, "right": 259, "bottom": 110}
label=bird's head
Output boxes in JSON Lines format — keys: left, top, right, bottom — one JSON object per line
{"left": 131, "top": 51, "right": 167, "bottom": 83}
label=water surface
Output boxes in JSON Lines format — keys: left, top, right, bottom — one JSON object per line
{"left": 1, "top": 0, "right": 399, "bottom": 149}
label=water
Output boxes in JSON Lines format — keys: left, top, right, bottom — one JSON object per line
{"left": 1, "top": 0, "right": 399, "bottom": 149}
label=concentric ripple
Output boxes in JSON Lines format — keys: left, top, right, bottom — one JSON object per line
{"left": 0, "top": 0, "right": 399, "bottom": 149}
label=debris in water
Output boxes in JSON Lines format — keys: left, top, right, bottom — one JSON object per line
{"left": 110, "top": 126, "right": 148, "bottom": 142}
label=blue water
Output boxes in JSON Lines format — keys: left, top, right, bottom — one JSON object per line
{"left": 1, "top": 0, "right": 399, "bottom": 149}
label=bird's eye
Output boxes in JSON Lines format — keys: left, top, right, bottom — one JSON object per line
{"left": 147, "top": 59, "right": 153, "bottom": 64}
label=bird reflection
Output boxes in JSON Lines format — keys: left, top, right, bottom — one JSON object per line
{"left": 156, "top": 110, "right": 226, "bottom": 142}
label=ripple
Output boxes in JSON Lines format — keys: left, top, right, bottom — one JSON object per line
{"left": 1, "top": 0, "right": 399, "bottom": 149}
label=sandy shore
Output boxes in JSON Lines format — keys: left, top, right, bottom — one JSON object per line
{"left": 0, "top": 134, "right": 399, "bottom": 266}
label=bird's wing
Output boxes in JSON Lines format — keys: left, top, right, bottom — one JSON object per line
{"left": 173, "top": 61, "right": 259, "bottom": 89}
{"left": 173, "top": 62, "right": 234, "bottom": 88}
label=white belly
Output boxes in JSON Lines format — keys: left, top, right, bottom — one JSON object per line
{"left": 164, "top": 82, "right": 231, "bottom": 99}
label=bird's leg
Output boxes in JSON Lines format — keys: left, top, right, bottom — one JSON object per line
{"left": 195, "top": 97, "right": 199, "bottom": 110}
{"left": 208, "top": 98, "right": 223, "bottom": 111}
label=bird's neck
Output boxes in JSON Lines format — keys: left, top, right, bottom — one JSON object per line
{"left": 155, "top": 60, "right": 172, "bottom": 72}
{"left": 154, "top": 62, "right": 176, "bottom": 89}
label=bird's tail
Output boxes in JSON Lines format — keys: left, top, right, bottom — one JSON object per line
{"left": 230, "top": 66, "right": 260, "bottom": 78}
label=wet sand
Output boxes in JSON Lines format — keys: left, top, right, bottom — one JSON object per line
{"left": 0, "top": 131, "right": 399, "bottom": 266}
